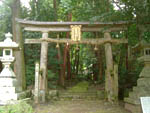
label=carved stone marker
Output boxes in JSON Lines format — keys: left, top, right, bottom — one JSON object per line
{"left": 140, "top": 97, "right": 150, "bottom": 113}
{"left": 34, "top": 62, "right": 40, "bottom": 103}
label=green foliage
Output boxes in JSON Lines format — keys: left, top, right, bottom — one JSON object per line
{"left": 0, "top": 101, "right": 34, "bottom": 113}
{"left": 26, "top": 65, "right": 35, "bottom": 86}
{"left": 48, "top": 70, "right": 56, "bottom": 79}
{"left": 0, "top": 2, "right": 12, "bottom": 40}
{"left": 24, "top": 44, "right": 41, "bottom": 86}
{"left": 29, "top": 0, "right": 56, "bottom": 21}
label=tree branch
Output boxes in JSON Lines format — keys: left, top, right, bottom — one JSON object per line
{"left": 112, "top": 0, "right": 124, "bottom": 11}
{"left": 0, "top": 0, "right": 12, "bottom": 8}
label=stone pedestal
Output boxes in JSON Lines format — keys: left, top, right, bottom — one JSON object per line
{"left": 124, "top": 58, "right": 150, "bottom": 113}
{"left": 0, "top": 75, "right": 27, "bottom": 105}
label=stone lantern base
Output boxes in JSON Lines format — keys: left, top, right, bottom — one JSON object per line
{"left": 0, "top": 77, "right": 29, "bottom": 105}
{"left": 124, "top": 65, "right": 150, "bottom": 113}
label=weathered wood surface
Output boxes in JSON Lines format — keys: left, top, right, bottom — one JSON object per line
{"left": 16, "top": 18, "right": 131, "bottom": 26}
{"left": 24, "top": 26, "right": 127, "bottom": 32}
{"left": 16, "top": 18, "right": 130, "bottom": 32}
{"left": 39, "top": 32, "right": 48, "bottom": 103}
{"left": 104, "top": 32, "right": 118, "bottom": 102}
{"left": 25, "top": 38, "right": 128, "bottom": 45}
{"left": 12, "top": 0, "right": 26, "bottom": 90}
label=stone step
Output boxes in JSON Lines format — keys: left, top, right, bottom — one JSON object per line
{"left": 59, "top": 94, "right": 97, "bottom": 98}
{"left": 59, "top": 92, "right": 97, "bottom": 96}
{"left": 129, "top": 91, "right": 150, "bottom": 100}
{"left": 132, "top": 86, "right": 150, "bottom": 93}
{"left": 59, "top": 95, "right": 97, "bottom": 99}
{"left": 139, "top": 66, "right": 150, "bottom": 78}
{"left": 58, "top": 91, "right": 102, "bottom": 100}
{"left": 128, "top": 92, "right": 139, "bottom": 100}
{"left": 124, "top": 97, "right": 140, "bottom": 105}
{"left": 137, "top": 78, "right": 150, "bottom": 87}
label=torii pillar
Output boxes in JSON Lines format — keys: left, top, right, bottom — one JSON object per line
{"left": 39, "top": 32, "right": 49, "bottom": 103}
{"left": 104, "top": 32, "right": 118, "bottom": 102}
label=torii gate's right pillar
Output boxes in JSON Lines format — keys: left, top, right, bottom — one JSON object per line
{"left": 104, "top": 32, "right": 118, "bottom": 102}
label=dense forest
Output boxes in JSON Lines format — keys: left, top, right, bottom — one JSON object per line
{"left": 0, "top": 0, "right": 150, "bottom": 100}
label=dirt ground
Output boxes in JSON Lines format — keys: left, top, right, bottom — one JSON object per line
{"left": 34, "top": 100, "right": 131, "bottom": 113}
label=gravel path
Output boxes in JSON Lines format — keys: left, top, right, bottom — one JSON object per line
{"left": 34, "top": 100, "right": 131, "bottom": 113}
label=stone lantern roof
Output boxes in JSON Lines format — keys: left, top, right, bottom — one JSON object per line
{"left": 132, "top": 40, "right": 150, "bottom": 52}
{"left": 133, "top": 40, "right": 150, "bottom": 62}
{"left": 0, "top": 33, "right": 19, "bottom": 49}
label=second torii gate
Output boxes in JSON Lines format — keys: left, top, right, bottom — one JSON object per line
{"left": 16, "top": 18, "right": 129, "bottom": 103}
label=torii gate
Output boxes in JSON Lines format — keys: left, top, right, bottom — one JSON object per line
{"left": 15, "top": 18, "right": 128, "bottom": 103}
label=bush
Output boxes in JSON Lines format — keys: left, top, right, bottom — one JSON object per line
{"left": 0, "top": 101, "right": 34, "bottom": 113}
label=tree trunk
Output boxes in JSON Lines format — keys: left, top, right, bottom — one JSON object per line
{"left": 72, "top": 45, "right": 80, "bottom": 77}
{"left": 60, "top": 13, "right": 72, "bottom": 84}
{"left": 93, "top": 50, "right": 99, "bottom": 81}
{"left": 66, "top": 13, "right": 72, "bottom": 80}
{"left": 52, "top": 0, "right": 64, "bottom": 86}
{"left": 0, "top": 61, "right": 2, "bottom": 72}
{"left": 12, "top": 0, "right": 26, "bottom": 90}
{"left": 66, "top": 32, "right": 71, "bottom": 80}
{"left": 62, "top": 44, "right": 68, "bottom": 86}
{"left": 57, "top": 45, "right": 65, "bottom": 86}
{"left": 53, "top": 0, "right": 57, "bottom": 21}
{"left": 125, "top": 31, "right": 129, "bottom": 71}
{"left": 75, "top": 48, "right": 80, "bottom": 76}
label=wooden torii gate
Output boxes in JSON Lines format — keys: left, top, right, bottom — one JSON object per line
{"left": 16, "top": 18, "right": 128, "bottom": 103}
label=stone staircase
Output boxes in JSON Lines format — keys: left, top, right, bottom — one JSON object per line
{"left": 58, "top": 90, "right": 105, "bottom": 100}
{"left": 124, "top": 65, "right": 150, "bottom": 113}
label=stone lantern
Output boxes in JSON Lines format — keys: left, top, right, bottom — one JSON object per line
{"left": 124, "top": 40, "right": 150, "bottom": 113}
{"left": 0, "top": 33, "right": 23, "bottom": 105}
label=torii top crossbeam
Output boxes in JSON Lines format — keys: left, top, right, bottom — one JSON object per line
{"left": 16, "top": 18, "right": 131, "bottom": 32}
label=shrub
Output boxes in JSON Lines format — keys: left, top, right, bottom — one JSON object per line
{"left": 0, "top": 101, "right": 34, "bottom": 113}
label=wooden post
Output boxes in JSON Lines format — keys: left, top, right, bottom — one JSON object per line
{"left": 39, "top": 32, "right": 48, "bottom": 103}
{"left": 34, "top": 62, "right": 40, "bottom": 103}
{"left": 104, "top": 32, "right": 116, "bottom": 102}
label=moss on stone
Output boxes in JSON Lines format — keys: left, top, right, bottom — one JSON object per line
{"left": 68, "top": 81, "right": 89, "bottom": 93}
